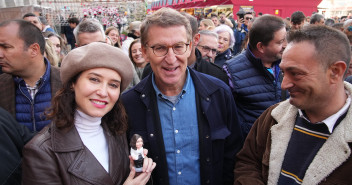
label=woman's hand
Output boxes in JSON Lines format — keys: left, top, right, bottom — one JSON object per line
{"left": 123, "top": 156, "right": 156, "bottom": 185}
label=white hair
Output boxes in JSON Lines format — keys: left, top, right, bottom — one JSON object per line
{"left": 213, "top": 24, "right": 235, "bottom": 48}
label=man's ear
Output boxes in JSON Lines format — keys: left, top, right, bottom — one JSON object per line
{"left": 256, "top": 42, "right": 265, "bottom": 54}
{"left": 29, "top": 43, "right": 41, "bottom": 57}
{"left": 141, "top": 45, "right": 149, "bottom": 62}
{"left": 329, "top": 61, "right": 347, "bottom": 83}
{"left": 193, "top": 33, "right": 200, "bottom": 46}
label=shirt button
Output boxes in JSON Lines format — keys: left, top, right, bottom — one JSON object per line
{"left": 177, "top": 150, "right": 180, "bottom": 154}
{"left": 175, "top": 130, "right": 179, "bottom": 134}
{"left": 141, "top": 94, "right": 146, "bottom": 98}
{"left": 206, "top": 97, "right": 210, "bottom": 101}
{"left": 150, "top": 133, "right": 154, "bottom": 137}
{"left": 206, "top": 158, "right": 210, "bottom": 162}
{"left": 205, "top": 135, "right": 209, "bottom": 139}
{"left": 173, "top": 107, "right": 176, "bottom": 111}
{"left": 178, "top": 171, "right": 182, "bottom": 175}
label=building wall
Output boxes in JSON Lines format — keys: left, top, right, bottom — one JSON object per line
{"left": 231, "top": 0, "right": 322, "bottom": 18}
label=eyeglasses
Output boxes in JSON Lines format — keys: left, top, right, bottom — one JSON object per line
{"left": 245, "top": 17, "right": 253, "bottom": 20}
{"left": 197, "top": 45, "right": 217, "bottom": 55}
{"left": 147, "top": 42, "right": 190, "bottom": 57}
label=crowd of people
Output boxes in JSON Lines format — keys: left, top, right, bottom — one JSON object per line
{"left": 0, "top": 6, "right": 352, "bottom": 185}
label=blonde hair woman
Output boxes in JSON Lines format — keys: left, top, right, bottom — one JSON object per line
{"left": 199, "top": 19, "right": 215, "bottom": 31}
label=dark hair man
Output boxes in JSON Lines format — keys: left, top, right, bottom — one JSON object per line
{"left": 224, "top": 15, "right": 287, "bottom": 138}
{"left": 61, "top": 17, "right": 79, "bottom": 50}
{"left": 310, "top": 13, "right": 325, "bottom": 25}
{"left": 22, "top": 13, "right": 42, "bottom": 31}
{"left": 290, "top": 11, "right": 306, "bottom": 30}
{"left": 122, "top": 7, "right": 243, "bottom": 185}
{"left": 211, "top": 14, "right": 220, "bottom": 27}
{"left": 235, "top": 25, "right": 352, "bottom": 185}
{"left": 0, "top": 20, "right": 61, "bottom": 132}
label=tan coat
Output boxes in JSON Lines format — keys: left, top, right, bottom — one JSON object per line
{"left": 234, "top": 82, "right": 352, "bottom": 185}
{"left": 22, "top": 123, "right": 130, "bottom": 185}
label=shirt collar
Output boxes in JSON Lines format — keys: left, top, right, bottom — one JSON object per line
{"left": 152, "top": 68, "right": 191, "bottom": 98}
{"left": 298, "top": 90, "right": 351, "bottom": 133}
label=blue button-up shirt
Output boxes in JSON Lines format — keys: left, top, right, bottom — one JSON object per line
{"left": 152, "top": 68, "right": 200, "bottom": 185}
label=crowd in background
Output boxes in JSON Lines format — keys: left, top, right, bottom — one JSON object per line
{"left": 0, "top": 6, "right": 352, "bottom": 185}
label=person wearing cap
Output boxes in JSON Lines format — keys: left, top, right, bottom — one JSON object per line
{"left": 122, "top": 21, "right": 141, "bottom": 55}
{"left": 22, "top": 42, "right": 156, "bottom": 185}
{"left": 0, "top": 19, "right": 61, "bottom": 132}
{"left": 121, "top": 8, "right": 243, "bottom": 185}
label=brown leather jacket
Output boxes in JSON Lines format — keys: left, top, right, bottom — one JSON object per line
{"left": 22, "top": 122, "right": 130, "bottom": 185}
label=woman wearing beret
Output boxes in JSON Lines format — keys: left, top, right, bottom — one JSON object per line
{"left": 22, "top": 42, "right": 156, "bottom": 185}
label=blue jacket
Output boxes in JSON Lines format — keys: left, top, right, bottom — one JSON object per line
{"left": 233, "top": 24, "right": 248, "bottom": 56}
{"left": 121, "top": 68, "right": 243, "bottom": 185}
{"left": 224, "top": 48, "right": 283, "bottom": 138}
{"left": 13, "top": 60, "right": 53, "bottom": 132}
{"left": 214, "top": 48, "right": 233, "bottom": 68}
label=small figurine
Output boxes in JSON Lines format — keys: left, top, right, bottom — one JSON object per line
{"left": 130, "top": 134, "right": 145, "bottom": 172}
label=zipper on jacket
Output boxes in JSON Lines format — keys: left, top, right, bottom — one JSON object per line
{"left": 18, "top": 84, "right": 37, "bottom": 132}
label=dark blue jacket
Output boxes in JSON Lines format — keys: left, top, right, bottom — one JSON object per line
{"left": 121, "top": 68, "right": 243, "bottom": 185}
{"left": 224, "top": 48, "right": 283, "bottom": 138}
{"left": 0, "top": 107, "right": 33, "bottom": 185}
{"left": 233, "top": 24, "right": 248, "bottom": 56}
{"left": 214, "top": 48, "right": 233, "bottom": 68}
{"left": 14, "top": 60, "right": 53, "bottom": 132}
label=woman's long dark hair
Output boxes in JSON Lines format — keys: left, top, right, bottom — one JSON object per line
{"left": 46, "top": 73, "right": 128, "bottom": 135}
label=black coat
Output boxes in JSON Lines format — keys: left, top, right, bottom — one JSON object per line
{"left": 0, "top": 107, "right": 33, "bottom": 185}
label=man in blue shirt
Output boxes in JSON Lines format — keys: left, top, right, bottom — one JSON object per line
{"left": 122, "top": 7, "right": 243, "bottom": 185}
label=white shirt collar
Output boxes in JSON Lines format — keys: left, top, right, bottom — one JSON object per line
{"left": 298, "top": 90, "right": 351, "bottom": 133}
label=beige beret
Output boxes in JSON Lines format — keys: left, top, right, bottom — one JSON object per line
{"left": 60, "top": 42, "right": 134, "bottom": 92}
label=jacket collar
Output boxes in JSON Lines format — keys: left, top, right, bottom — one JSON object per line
{"left": 216, "top": 48, "right": 232, "bottom": 60}
{"left": 245, "top": 47, "right": 280, "bottom": 80}
{"left": 51, "top": 123, "right": 120, "bottom": 185}
{"left": 268, "top": 82, "right": 352, "bottom": 185}
{"left": 134, "top": 68, "right": 221, "bottom": 103}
